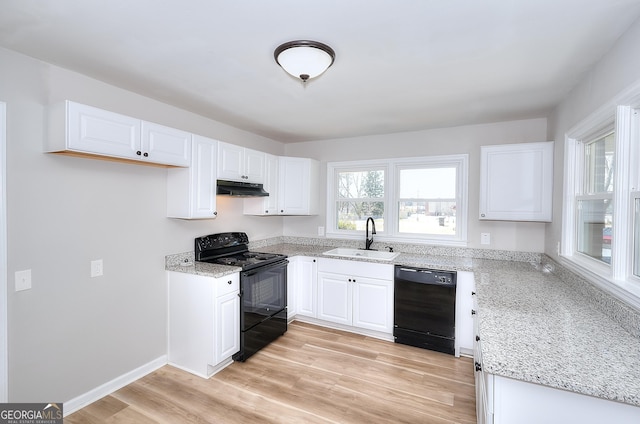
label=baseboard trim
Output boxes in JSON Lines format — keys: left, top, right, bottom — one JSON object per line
{"left": 64, "top": 355, "right": 167, "bottom": 416}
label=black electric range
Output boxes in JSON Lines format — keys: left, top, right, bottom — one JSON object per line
{"left": 194, "top": 232, "right": 288, "bottom": 362}
{"left": 194, "top": 232, "right": 287, "bottom": 270}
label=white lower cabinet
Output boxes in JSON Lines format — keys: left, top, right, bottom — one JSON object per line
{"left": 168, "top": 271, "right": 239, "bottom": 378}
{"left": 474, "top": 303, "right": 640, "bottom": 424}
{"left": 290, "top": 256, "right": 318, "bottom": 319}
{"left": 316, "top": 258, "right": 393, "bottom": 335}
{"left": 455, "top": 271, "right": 476, "bottom": 356}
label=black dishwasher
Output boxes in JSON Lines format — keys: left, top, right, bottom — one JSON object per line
{"left": 394, "top": 265, "right": 457, "bottom": 355}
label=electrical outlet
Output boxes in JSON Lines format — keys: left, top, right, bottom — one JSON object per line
{"left": 480, "top": 233, "right": 491, "bottom": 245}
{"left": 318, "top": 226, "right": 325, "bottom": 236}
{"left": 91, "top": 259, "right": 103, "bottom": 277}
{"left": 15, "top": 269, "right": 32, "bottom": 291}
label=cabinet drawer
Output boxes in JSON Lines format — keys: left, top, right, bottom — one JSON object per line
{"left": 216, "top": 273, "right": 239, "bottom": 297}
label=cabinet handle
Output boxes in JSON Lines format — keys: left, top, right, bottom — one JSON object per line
{"left": 280, "top": 210, "right": 284, "bottom": 213}
{"left": 213, "top": 211, "right": 217, "bottom": 216}
{"left": 475, "top": 362, "right": 482, "bottom": 372}
{"left": 136, "top": 151, "right": 142, "bottom": 156}
{"left": 476, "top": 335, "right": 480, "bottom": 341}
{"left": 227, "top": 280, "right": 232, "bottom": 285}
{"left": 472, "top": 291, "right": 476, "bottom": 296}
{"left": 471, "top": 309, "right": 476, "bottom": 315}
{"left": 265, "top": 210, "right": 269, "bottom": 213}
{"left": 481, "top": 213, "right": 486, "bottom": 217}
{"left": 313, "top": 259, "right": 316, "bottom": 262}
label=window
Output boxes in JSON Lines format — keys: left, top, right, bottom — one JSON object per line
{"left": 563, "top": 104, "right": 640, "bottom": 299}
{"left": 576, "top": 132, "right": 615, "bottom": 264}
{"left": 335, "top": 168, "right": 385, "bottom": 232}
{"left": 397, "top": 166, "right": 457, "bottom": 236}
{"left": 327, "top": 155, "right": 468, "bottom": 245}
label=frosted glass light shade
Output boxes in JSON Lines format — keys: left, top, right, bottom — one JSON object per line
{"left": 274, "top": 40, "right": 335, "bottom": 82}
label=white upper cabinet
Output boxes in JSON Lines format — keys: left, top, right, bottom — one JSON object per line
{"left": 217, "top": 141, "right": 265, "bottom": 183}
{"left": 243, "top": 156, "right": 320, "bottom": 216}
{"left": 47, "top": 101, "right": 191, "bottom": 167}
{"left": 479, "top": 141, "right": 554, "bottom": 222}
{"left": 167, "top": 135, "right": 218, "bottom": 219}
{"left": 277, "top": 156, "right": 320, "bottom": 215}
{"left": 243, "top": 153, "right": 279, "bottom": 215}
{"left": 141, "top": 121, "right": 191, "bottom": 166}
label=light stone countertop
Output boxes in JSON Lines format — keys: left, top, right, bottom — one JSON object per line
{"left": 165, "top": 243, "right": 640, "bottom": 407}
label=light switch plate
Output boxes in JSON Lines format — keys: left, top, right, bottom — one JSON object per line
{"left": 15, "top": 269, "right": 32, "bottom": 291}
{"left": 480, "top": 233, "right": 491, "bottom": 245}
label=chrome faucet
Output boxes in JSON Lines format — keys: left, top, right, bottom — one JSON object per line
{"left": 365, "top": 217, "right": 376, "bottom": 250}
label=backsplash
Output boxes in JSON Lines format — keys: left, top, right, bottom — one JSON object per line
{"left": 250, "top": 236, "right": 543, "bottom": 263}
{"left": 540, "top": 255, "right": 640, "bottom": 338}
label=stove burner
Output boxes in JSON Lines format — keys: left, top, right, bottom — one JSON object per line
{"left": 195, "top": 232, "right": 287, "bottom": 271}
{"left": 218, "top": 258, "right": 239, "bottom": 265}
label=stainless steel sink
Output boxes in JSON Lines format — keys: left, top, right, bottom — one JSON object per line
{"left": 322, "top": 247, "right": 400, "bottom": 261}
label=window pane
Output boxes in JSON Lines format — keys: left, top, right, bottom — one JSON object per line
{"left": 398, "top": 201, "right": 456, "bottom": 235}
{"left": 337, "top": 170, "right": 384, "bottom": 199}
{"left": 336, "top": 201, "right": 384, "bottom": 231}
{"left": 635, "top": 199, "right": 640, "bottom": 278}
{"left": 585, "top": 133, "right": 615, "bottom": 194}
{"left": 399, "top": 168, "right": 456, "bottom": 198}
{"left": 577, "top": 199, "right": 612, "bottom": 264}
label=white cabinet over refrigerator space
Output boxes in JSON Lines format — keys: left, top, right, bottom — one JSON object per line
{"left": 479, "top": 141, "right": 553, "bottom": 222}
{"left": 167, "top": 135, "right": 218, "bottom": 219}
{"left": 47, "top": 100, "right": 191, "bottom": 167}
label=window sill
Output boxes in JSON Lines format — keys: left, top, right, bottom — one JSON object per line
{"left": 558, "top": 255, "right": 640, "bottom": 311}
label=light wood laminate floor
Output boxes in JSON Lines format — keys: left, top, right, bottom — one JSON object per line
{"left": 67, "top": 321, "right": 476, "bottom": 423}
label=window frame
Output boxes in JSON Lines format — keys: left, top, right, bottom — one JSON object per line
{"left": 562, "top": 102, "right": 640, "bottom": 305}
{"left": 326, "top": 154, "right": 468, "bottom": 246}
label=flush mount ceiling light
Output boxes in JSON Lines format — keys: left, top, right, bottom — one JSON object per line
{"left": 274, "top": 40, "right": 335, "bottom": 83}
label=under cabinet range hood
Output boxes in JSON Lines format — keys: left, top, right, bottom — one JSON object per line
{"left": 216, "top": 180, "right": 269, "bottom": 197}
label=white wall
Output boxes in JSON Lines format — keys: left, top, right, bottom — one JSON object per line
{"left": 0, "top": 47, "right": 284, "bottom": 402}
{"left": 547, "top": 17, "right": 640, "bottom": 258}
{"left": 284, "top": 118, "right": 548, "bottom": 252}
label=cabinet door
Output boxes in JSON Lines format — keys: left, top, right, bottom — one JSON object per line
{"left": 353, "top": 276, "right": 393, "bottom": 333}
{"left": 166, "top": 135, "right": 217, "bottom": 219}
{"left": 215, "top": 290, "right": 240, "bottom": 363}
{"left": 455, "top": 271, "right": 476, "bottom": 355}
{"left": 244, "top": 148, "right": 265, "bottom": 183}
{"left": 243, "top": 153, "right": 278, "bottom": 215}
{"left": 67, "top": 101, "right": 141, "bottom": 158}
{"left": 190, "top": 136, "right": 218, "bottom": 218}
{"left": 479, "top": 141, "right": 553, "bottom": 222}
{"left": 141, "top": 121, "right": 191, "bottom": 166}
{"left": 217, "top": 142, "right": 244, "bottom": 180}
{"left": 317, "top": 272, "right": 351, "bottom": 325}
{"left": 287, "top": 258, "right": 298, "bottom": 319}
{"left": 278, "top": 157, "right": 311, "bottom": 215}
{"left": 296, "top": 257, "right": 318, "bottom": 318}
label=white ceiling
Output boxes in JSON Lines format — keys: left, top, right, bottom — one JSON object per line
{"left": 2, "top": 1, "right": 640, "bottom": 143}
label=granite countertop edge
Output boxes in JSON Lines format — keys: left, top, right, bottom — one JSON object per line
{"left": 164, "top": 243, "right": 640, "bottom": 408}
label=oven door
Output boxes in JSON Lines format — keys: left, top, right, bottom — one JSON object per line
{"left": 240, "top": 259, "right": 288, "bottom": 331}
